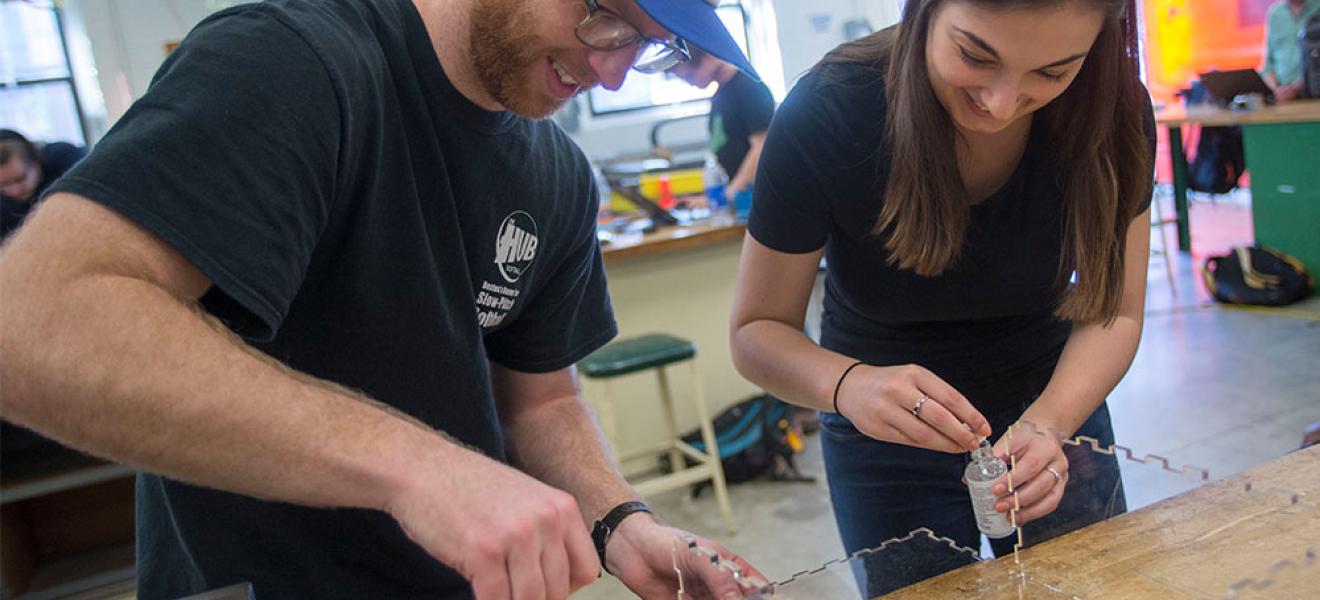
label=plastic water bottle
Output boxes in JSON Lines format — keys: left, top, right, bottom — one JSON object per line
{"left": 703, "top": 155, "right": 729, "bottom": 213}
{"left": 966, "top": 439, "right": 1016, "bottom": 539}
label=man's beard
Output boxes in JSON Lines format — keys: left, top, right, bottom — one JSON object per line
{"left": 469, "top": 0, "right": 567, "bottom": 119}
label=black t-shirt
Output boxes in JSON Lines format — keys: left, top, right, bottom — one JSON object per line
{"left": 749, "top": 57, "right": 1153, "bottom": 414}
{"left": 47, "top": 0, "right": 615, "bottom": 597}
{"left": 709, "top": 71, "right": 775, "bottom": 177}
{"left": 1, "top": 141, "right": 85, "bottom": 239}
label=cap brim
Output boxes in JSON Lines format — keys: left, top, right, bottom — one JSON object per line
{"left": 635, "top": 0, "right": 759, "bottom": 80}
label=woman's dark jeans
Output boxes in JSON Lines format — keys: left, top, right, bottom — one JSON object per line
{"left": 820, "top": 401, "right": 1126, "bottom": 597}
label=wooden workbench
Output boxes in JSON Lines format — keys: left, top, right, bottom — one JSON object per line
{"left": 600, "top": 217, "right": 746, "bottom": 264}
{"left": 885, "top": 445, "right": 1320, "bottom": 598}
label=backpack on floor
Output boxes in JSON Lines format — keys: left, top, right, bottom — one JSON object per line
{"left": 1203, "top": 245, "right": 1313, "bottom": 306}
{"left": 660, "top": 394, "right": 813, "bottom": 497}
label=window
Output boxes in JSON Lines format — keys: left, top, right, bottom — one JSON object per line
{"left": 0, "top": 0, "right": 87, "bottom": 145}
{"left": 586, "top": 3, "right": 750, "bottom": 116}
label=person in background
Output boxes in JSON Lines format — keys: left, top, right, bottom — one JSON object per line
{"left": 0, "top": 129, "right": 86, "bottom": 240}
{"left": 1262, "top": 0, "right": 1320, "bottom": 102}
{"left": 729, "top": 0, "right": 1154, "bottom": 595}
{"left": 671, "top": 44, "right": 775, "bottom": 201}
{"left": 0, "top": 0, "right": 764, "bottom": 598}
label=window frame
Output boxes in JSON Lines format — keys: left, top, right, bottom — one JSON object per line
{"left": 0, "top": 1, "right": 90, "bottom": 145}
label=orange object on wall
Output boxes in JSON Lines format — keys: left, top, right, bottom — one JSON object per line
{"left": 1143, "top": 0, "right": 1276, "bottom": 103}
{"left": 1142, "top": 0, "right": 1275, "bottom": 182}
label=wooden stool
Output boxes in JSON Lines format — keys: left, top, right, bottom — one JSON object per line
{"left": 580, "top": 333, "right": 736, "bottom": 533}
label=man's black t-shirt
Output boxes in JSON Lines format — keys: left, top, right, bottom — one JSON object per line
{"left": 1, "top": 141, "right": 85, "bottom": 239}
{"left": 47, "top": 0, "right": 616, "bottom": 597}
{"left": 749, "top": 57, "right": 1153, "bottom": 414}
{"left": 709, "top": 71, "right": 775, "bottom": 177}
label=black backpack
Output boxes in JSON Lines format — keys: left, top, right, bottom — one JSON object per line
{"left": 1188, "top": 126, "right": 1245, "bottom": 194}
{"left": 1203, "top": 246, "right": 1314, "bottom": 306}
{"left": 660, "top": 395, "right": 813, "bottom": 497}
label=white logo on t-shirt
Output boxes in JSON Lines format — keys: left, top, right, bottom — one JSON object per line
{"left": 494, "top": 211, "right": 538, "bottom": 283}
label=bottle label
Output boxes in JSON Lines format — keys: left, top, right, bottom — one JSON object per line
{"left": 967, "top": 478, "right": 1016, "bottom": 539}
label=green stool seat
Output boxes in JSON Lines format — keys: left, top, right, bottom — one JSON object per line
{"left": 580, "top": 334, "right": 697, "bottom": 379}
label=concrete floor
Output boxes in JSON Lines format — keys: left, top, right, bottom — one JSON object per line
{"left": 572, "top": 190, "right": 1320, "bottom": 598}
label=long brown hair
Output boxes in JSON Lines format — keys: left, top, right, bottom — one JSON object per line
{"left": 822, "top": 0, "right": 1151, "bottom": 324}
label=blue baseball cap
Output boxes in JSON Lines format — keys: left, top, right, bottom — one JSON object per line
{"left": 634, "top": 0, "right": 759, "bottom": 80}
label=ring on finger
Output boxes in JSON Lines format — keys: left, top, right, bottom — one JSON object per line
{"left": 911, "top": 395, "right": 930, "bottom": 418}
{"left": 1046, "top": 466, "right": 1064, "bottom": 486}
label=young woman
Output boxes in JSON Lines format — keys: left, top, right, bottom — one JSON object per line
{"left": 729, "top": 0, "right": 1153, "bottom": 594}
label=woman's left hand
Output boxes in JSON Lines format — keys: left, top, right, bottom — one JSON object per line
{"left": 990, "top": 423, "right": 1069, "bottom": 525}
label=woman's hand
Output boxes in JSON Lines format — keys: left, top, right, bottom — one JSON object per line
{"left": 835, "top": 364, "right": 991, "bottom": 453}
{"left": 990, "top": 423, "right": 1069, "bottom": 525}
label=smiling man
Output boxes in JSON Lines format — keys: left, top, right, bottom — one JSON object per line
{"left": 0, "top": 1, "right": 760, "bottom": 599}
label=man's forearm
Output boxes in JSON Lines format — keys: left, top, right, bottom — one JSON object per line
{"left": 0, "top": 271, "right": 453, "bottom": 513}
{"left": 502, "top": 394, "right": 639, "bottom": 525}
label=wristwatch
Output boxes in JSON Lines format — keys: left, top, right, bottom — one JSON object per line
{"left": 591, "top": 500, "right": 653, "bottom": 573}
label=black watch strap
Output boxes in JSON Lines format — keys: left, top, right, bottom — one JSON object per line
{"left": 591, "top": 500, "right": 652, "bottom": 574}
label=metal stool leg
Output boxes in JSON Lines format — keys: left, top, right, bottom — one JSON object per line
{"left": 655, "top": 367, "right": 685, "bottom": 478}
{"left": 691, "top": 360, "right": 736, "bottom": 534}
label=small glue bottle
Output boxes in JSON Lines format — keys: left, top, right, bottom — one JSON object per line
{"left": 966, "top": 439, "right": 1016, "bottom": 539}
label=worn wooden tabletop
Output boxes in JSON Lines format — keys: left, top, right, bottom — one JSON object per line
{"left": 1155, "top": 99, "right": 1320, "bottom": 127}
{"left": 883, "top": 445, "right": 1320, "bottom": 599}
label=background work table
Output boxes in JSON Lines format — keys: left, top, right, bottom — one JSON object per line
{"left": 886, "top": 444, "right": 1320, "bottom": 598}
{"left": 601, "top": 218, "right": 747, "bottom": 264}
{"left": 1153, "top": 99, "right": 1320, "bottom": 269}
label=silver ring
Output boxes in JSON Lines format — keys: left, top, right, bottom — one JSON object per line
{"left": 1046, "top": 466, "right": 1064, "bottom": 485}
{"left": 911, "top": 395, "right": 929, "bottom": 417}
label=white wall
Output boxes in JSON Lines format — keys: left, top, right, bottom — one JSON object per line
{"left": 65, "top": 0, "right": 250, "bottom": 134}
{"left": 775, "top": 0, "right": 902, "bottom": 84}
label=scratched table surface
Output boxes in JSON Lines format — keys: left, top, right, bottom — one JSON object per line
{"left": 881, "top": 444, "right": 1320, "bottom": 598}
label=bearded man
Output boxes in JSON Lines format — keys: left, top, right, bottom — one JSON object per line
{"left": 0, "top": 1, "right": 762, "bottom": 598}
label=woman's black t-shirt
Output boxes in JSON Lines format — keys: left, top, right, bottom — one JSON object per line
{"left": 749, "top": 58, "right": 1153, "bottom": 413}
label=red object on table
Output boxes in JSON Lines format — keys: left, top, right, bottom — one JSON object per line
{"left": 657, "top": 176, "right": 675, "bottom": 210}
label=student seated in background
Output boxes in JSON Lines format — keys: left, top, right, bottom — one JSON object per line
{"left": 671, "top": 45, "right": 775, "bottom": 201}
{"left": 1262, "top": 0, "right": 1320, "bottom": 102}
{"left": 0, "top": 129, "right": 86, "bottom": 240}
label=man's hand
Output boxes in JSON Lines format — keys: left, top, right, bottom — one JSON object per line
{"left": 1275, "top": 82, "right": 1303, "bottom": 103}
{"left": 724, "top": 179, "right": 747, "bottom": 201}
{"left": 384, "top": 446, "right": 600, "bottom": 600}
{"left": 605, "top": 515, "right": 765, "bottom": 599}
